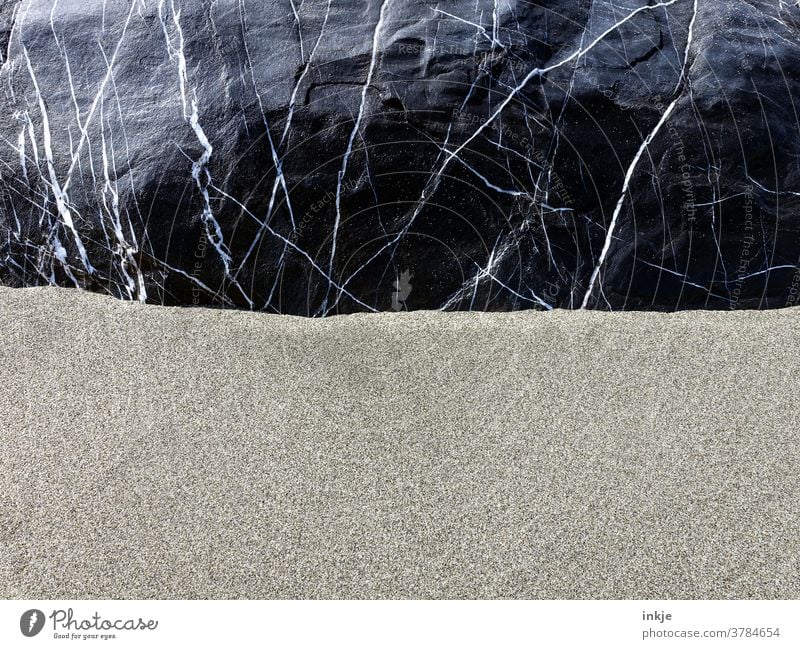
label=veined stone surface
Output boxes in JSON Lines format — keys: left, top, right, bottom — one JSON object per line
{"left": 1, "top": 0, "right": 799, "bottom": 314}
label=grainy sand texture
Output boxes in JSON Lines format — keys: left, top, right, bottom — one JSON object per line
{"left": 0, "top": 286, "right": 798, "bottom": 599}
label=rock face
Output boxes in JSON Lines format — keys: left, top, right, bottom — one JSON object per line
{"left": 1, "top": 0, "right": 799, "bottom": 314}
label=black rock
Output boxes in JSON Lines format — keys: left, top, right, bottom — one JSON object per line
{"left": 1, "top": 0, "right": 799, "bottom": 314}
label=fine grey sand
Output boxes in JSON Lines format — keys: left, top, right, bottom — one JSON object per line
{"left": 0, "top": 286, "right": 798, "bottom": 599}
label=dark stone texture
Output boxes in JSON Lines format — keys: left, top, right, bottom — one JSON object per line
{"left": 1, "top": 0, "right": 799, "bottom": 314}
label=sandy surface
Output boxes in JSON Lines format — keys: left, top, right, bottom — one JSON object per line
{"left": 0, "top": 286, "right": 798, "bottom": 599}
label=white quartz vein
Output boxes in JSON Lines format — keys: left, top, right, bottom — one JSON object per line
{"left": 579, "top": 0, "right": 694, "bottom": 308}
{"left": 326, "top": 0, "right": 391, "bottom": 308}
{"left": 159, "top": 0, "right": 247, "bottom": 301}
{"left": 22, "top": 45, "right": 94, "bottom": 274}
